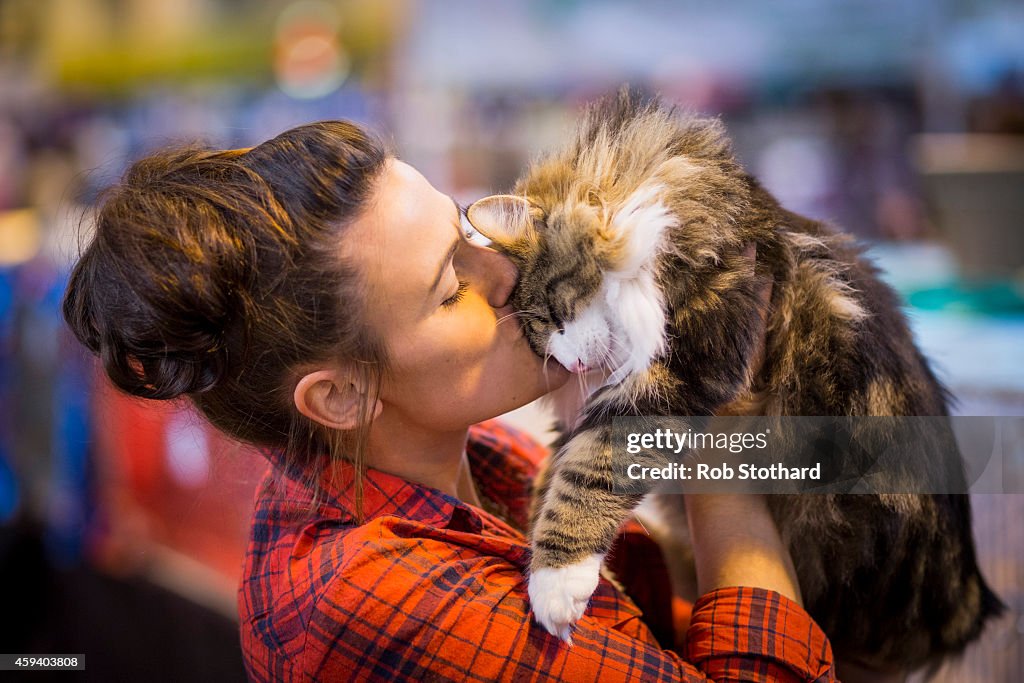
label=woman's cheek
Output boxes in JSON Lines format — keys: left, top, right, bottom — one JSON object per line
{"left": 457, "top": 304, "right": 500, "bottom": 343}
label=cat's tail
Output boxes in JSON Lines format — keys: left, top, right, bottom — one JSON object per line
{"left": 932, "top": 493, "right": 1006, "bottom": 655}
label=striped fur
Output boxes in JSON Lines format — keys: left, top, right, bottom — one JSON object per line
{"left": 468, "top": 90, "right": 1003, "bottom": 670}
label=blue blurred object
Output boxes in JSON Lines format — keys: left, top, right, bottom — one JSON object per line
{"left": 0, "top": 268, "right": 19, "bottom": 522}
{"left": 869, "top": 242, "right": 1024, "bottom": 399}
{"left": 44, "top": 271, "right": 95, "bottom": 567}
{"left": 908, "top": 280, "right": 1024, "bottom": 317}
{"left": 0, "top": 454, "right": 17, "bottom": 522}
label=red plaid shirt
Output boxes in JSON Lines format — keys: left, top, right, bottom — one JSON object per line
{"left": 239, "top": 419, "right": 836, "bottom": 682}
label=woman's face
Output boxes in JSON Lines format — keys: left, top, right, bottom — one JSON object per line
{"left": 344, "top": 159, "right": 571, "bottom": 431}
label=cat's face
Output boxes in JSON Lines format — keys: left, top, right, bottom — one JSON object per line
{"left": 467, "top": 191, "right": 672, "bottom": 382}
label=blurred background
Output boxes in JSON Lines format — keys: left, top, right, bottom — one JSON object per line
{"left": 0, "top": 0, "right": 1021, "bottom": 680}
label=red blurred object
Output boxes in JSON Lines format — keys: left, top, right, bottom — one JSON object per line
{"left": 91, "top": 375, "right": 268, "bottom": 599}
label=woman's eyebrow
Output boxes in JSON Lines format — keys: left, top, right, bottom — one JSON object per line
{"left": 450, "top": 195, "right": 466, "bottom": 221}
{"left": 428, "top": 197, "right": 464, "bottom": 297}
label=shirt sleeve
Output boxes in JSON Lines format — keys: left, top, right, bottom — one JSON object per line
{"left": 297, "top": 540, "right": 836, "bottom": 682}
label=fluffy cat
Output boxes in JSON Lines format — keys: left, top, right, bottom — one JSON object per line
{"left": 465, "top": 91, "right": 1003, "bottom": 670}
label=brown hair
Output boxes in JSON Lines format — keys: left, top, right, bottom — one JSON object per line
{"left": 62, "top": 120, "right": 389, "bottom": 521}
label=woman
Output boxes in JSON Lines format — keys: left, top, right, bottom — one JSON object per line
{"left": 62, "top": 121, "right": 836, "bottom": 681}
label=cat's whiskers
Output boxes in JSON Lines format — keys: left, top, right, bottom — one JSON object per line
{"left": 593, "top": 331, "right": 616, "bottom": 367}
{"left": 540, "top": 336, "right": 560, "bottom": 391}
{"left": 602, "top": 328, "right": 634, "bottom": 386}
{"left": 494, "top": 311, "right": 523, "bottom": 328}
{"left": 574, "top": 366, "right": 588, "bottom": 397}
{"left": 498, "top": 308, "right": 546, "bottom": 325}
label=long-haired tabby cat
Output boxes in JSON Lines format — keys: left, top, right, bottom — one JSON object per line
{"left": 465, "top": 90, "right": 1003, "bottom": 671}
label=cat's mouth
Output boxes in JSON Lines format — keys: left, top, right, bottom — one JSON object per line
{"left": 547, "top": 319, "right": 622, "bottom": 378}
{"left": 550, "top": 344, "right": 604, "bottom": 376}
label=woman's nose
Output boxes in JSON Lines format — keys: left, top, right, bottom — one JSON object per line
{"left": 465, "top": 244, "right": 519, "bottom": 309}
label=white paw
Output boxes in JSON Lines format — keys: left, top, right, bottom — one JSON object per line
{"left": 528, "top": 554, "right": 604, "bottom": 644}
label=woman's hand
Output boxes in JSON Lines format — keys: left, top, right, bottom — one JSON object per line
{"left": 684, "top": 493, "right": 803, "bottom": 604}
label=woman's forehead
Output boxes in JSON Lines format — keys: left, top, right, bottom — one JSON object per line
{"left": 345, "top": 160, "right": 453, "bottom": 305}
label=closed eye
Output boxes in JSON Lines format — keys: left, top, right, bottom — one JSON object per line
{"left": 549, "top": 307, "right": 565, "bottom": 333}
{"left": 441, "top": 280, "right": 469, "bottom": 309}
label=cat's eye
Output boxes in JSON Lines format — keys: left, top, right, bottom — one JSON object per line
{"left": 550, "top": 310, "right": 565, "bottom": 334}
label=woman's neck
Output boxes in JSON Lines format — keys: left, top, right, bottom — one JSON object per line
{"left": 365, "top": 416, "right": 483, "bottom": 507}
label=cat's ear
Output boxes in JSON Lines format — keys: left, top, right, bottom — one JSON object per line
{"left": 466, "top": 195, "right": 538, "bottom": 247}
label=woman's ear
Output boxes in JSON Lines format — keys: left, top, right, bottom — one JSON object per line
{"left": 293, "top": 368, "right": 382, "bottom": 431}
{"left": 467, "top": 194, "right": 538, "bottom": 247}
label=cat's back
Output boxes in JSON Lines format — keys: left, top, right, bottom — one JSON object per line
{"left": 765, "top": 206, "right": 949, "bottom": 417}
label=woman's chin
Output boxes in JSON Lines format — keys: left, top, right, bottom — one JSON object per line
{"left": 542, "top": 358, "right": 573, "bottom": 388}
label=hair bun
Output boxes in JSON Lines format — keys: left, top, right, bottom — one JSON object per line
{"left": 117, "top": 337, "right": 230, "bottom": 401}
{"left": 63, "top": 145, "right": 254, "bottom": 401}
{"left": 79, "top": 276, "right": 237, "bottom": 401}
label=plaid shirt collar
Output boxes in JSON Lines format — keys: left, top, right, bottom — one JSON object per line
{"left": 258, "top": 419, "right": 541, "bottom": 536}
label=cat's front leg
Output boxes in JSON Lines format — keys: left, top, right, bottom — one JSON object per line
{"left": 528, "top": 426, "right": 650, "bottom": 643}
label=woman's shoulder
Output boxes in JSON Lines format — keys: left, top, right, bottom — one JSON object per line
{"left": 239, "top": 498, "right": 670, "bottom": 683}
{"left": 239, "top": 419, "right": 549, "bottom": 615}
{"left": 238, "top": 419, "right": 552, "bottom": 662}
{"left": 238, "top": 494, "right": 537, "bottom": 680}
